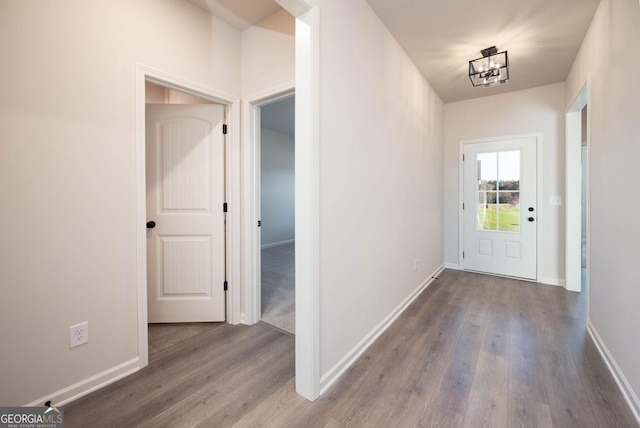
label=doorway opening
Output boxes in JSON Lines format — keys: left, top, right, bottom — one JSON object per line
{"left": 259, "top": 96, "right": 296, "bottom": 334}
{"left": 241, "top": 85, "right": 296, "bottom": 331}
{"left": 144, "top": 81, "right": 227, "bottom": 360}
{"left": 135, "top": 65, "right": 242, "bottom": 370}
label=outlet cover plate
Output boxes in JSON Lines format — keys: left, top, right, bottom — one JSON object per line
{"left": 69, "top": 322, "right": 89, "bottom": 348}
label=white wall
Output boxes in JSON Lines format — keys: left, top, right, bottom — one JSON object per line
{"left": 315, "top": 0, "right": 444, "bottom": 382}
{"left": 241, "top": 9, "right": 295, "bottom": 96}
{"left": 565, "top": 0, "right": 640, "bottom": 413}
{"left": 444, "top": 83, "right": 566, "bottom": 284}
{"left": 260, "top": 128, "right": 295, "bottom": 246}
{"left": 145, "top": 81, "right": 214, "bottom": 104}
{"left": 0, "top": 0, "right": 240, "bottom": 406}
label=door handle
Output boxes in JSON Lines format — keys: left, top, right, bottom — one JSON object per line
{"left": 528, "top": 217, "right": 535, "bottom": 222}
{"left": 528, "top": 207, "right": 535, "bottom": 212}
{"left": 146, "top": 221, "right": 156, "bottom": 229}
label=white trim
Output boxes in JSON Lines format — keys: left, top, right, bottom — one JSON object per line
{"left": 244, "top": 81, "right": 296, "bottom": 105}
{"left": 320, "top": 265, "right": 445, "bottom": 395}
{"left": 226, "top": 96, "right": 243, "bottom": 326}
{"left": 135, "top": 65, "right": 241, "bottom": 374}
{"left": 539, "top": 277, "right": 566, "bottom": 287}
{"left": 241, "top": 93, "right": 260, "bottom": 326}
{"left": 565, "top": 82, "right": 589, "bottom": 293}
{"left": 275, "top": 0, "right": 311, "bottom": 17}
{"left": 25, "top": 358, "right": 139, "bottom": 407}
{"left": 458, "top": 133, "right": 543, "bottom": 281}
{"left": 458, "top": 145, "right": 464, "bottom": 270}
{"left": 261, "top": 239, "right": 296, "bottom": 249}
{"left": 294, "top": 7, "right": 321, "bottom": 401}
{"left": 588, "top": 321, "right": 640, "bottom": 425}
{"left": 134, "top": 66, "right": 149, "bottom": 369}
{"left": 242, "top": 81, "right": 295, "bottom": 326}
{"left": 536, "top": 134, "right": 544, "bottom": 284}
{"left": 444, "top": 262, "right": 461, "bottom": 270}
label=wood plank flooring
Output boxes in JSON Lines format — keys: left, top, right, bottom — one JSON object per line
{"left": 64, "top": 269, "right": 638, "bottom": 427}
{"left": 148, "top": 323, "right": 220, "bottom": 358}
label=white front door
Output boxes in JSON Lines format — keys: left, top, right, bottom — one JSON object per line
{"left": 463, "top": 137, "right": 537, "bottom": 280}
{"left": 146, "top": 104, "right": 226, "bottom": 322}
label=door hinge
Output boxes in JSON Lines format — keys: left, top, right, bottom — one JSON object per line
{"left": 463, "top": 154, "right": 465, "bottom": 161}
{"left": 223, "top": 281, "right": 228, "bottom": 291}
{"left": 223, "top": 202, "right": 228, "bottom": 213}
{"left": 223, "top": 124, "right": 228, "bottom": 135}
{"left": 463, "top": 203, "right": 465, "bottom": 210}
{"left": 463, "top": 251, "right": 465, "bottom": 259}
{"left": 257, "top": 220, "right": 261, "bottom": 227}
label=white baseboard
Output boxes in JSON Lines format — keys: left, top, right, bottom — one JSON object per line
{"left": 319, "top": 265, "right": 445, "bottom": 395}
{"left": 25, "top": 357, "right": 140, "bottom": 407}
{"left": 587, "top": 321, "right": 640, "bottom": 425}
{"left": 540, "top": 277, "right": 566, "bottom": 287}
{"left": 261, "top": 239, "right": 295, "bottom": 249}
{"left": 444, "top": 262, "right": 461, "bottom": 270}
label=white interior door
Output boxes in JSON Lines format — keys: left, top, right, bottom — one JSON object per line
{"left": 463, "top": 137, "right": 537, "bottom": 280}
{"left": 146, "top": 104, "right": 226, "bottom": 322}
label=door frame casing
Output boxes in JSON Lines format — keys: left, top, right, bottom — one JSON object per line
{"left": 566, "top": 81, "right": 589, "bottom": 293}
{"left": 135, "top": 64, "right": 241, "bottom": 369}
{"left": 458, "top": 133, "right": 544, "bottom": 281}
{"left": 241, "top": 81, "right": 295, "bottom": 325}
{"left": 293, "top": 7, "right": 321, "bottom": 400}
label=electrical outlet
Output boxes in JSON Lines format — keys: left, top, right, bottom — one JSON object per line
{"left": 69, "top": 322, "right": 89, "bottom": 348}
{"left": 413, "top": 259, "right": 418, "bottom": 272}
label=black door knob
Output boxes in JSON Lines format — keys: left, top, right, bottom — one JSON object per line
{"left": 528, "top": 217, "right": 535, "bottom": 222}
{"left": 146, "top": 221, "right": 156, "bottom": 229}
{"left": 528, "top": 207, "right": 534, "bottom": 212}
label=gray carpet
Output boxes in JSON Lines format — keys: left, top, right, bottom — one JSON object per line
{"left": 261, "top": 243, "right": 295, "bottom": 335}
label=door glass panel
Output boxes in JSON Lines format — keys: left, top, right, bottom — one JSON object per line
{"left": 476, "top": 150, "right": 521, "bottom": 232}
{"left": 477, "top": 191, "right": 496, "bottom": 229}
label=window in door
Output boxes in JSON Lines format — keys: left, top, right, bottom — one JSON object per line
{"left": 476, "top": 150, "right": 521, "bottom": 232}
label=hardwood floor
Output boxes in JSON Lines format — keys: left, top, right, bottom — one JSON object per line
{"left": 64, "top": 270, "right": 638, "bottom": 427}
{"left": 148, "top": 323, "right": 221, "bottom": 359}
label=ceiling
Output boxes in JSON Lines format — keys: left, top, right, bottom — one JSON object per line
{"left": 188, "top": 0, "right": 282, "bottom": 30}
{"left": 365, "top": 0, "right": 600, "bottom": 103}
{"left": 190, "top": 0, "right": 600, "bottom": 103}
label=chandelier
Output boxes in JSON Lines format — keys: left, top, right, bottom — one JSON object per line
{"left": 469, "top": 46, "right": 509, "bottom": 88}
